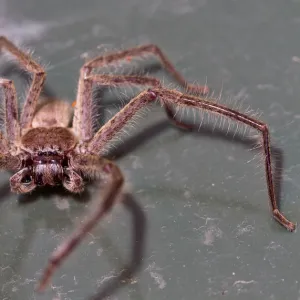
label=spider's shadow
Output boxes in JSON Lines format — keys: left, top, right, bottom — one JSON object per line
{"left": 89, "top": 116, "right": 285, "bottom": 299}
{"left": 0, "top": 183, "right": 92, "bottom": 299}
{"left": 23, "top": 187, "right": 147, "bottom": 300}
{"left": 0, "top": 181, "right": 146, "bottom": 300}
{"left": 87, "top": 192, "right": 146, "bottom": 300}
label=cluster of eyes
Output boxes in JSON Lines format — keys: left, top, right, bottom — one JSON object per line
{"left": 35, "top": 150, "right": 60, "bottom": 156}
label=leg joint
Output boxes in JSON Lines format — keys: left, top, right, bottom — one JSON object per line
{"left": 147, "top": 88, "right": 158, "bottom": 100}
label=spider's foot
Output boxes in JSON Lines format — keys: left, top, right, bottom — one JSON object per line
{"left": 35, "top": 262, "right": 56, "bottom": 293}
{"left": 273, "top": 209, "right": 296, "bottom": 232}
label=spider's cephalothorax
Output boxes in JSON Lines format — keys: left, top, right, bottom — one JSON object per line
{"left": 0, "top": 36, "right": 296, "bottom": 293}
{"left": 14, "top": 127, "right": 79, "bottom": 192}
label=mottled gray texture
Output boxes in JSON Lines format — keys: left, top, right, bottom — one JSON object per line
{"left": 1, "top": 0, "right": 300, "bottom": 299}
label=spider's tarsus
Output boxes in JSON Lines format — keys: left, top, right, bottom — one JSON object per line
{"left": 273, "top": 209, "right": 296, "bottom": 232}
{"left": 35, "top": 264, "right": 55, "bottom": 293}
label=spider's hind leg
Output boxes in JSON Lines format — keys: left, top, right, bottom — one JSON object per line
{"left": 0, "top": 78, "right": 19, "bottom": 144}
{"left": 0, "top": 36, "right": 46, "bottom": 129}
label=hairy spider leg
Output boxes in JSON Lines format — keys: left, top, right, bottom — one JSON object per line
{"left": 0, "top": 78, "right": 19, "bottom": 144}
{"left": 76, "top": 84, "right": 295, "bottom": 232}
{"left": 0, "top": 36, "right": 46, "bottom": 129}
{"left": 74, "top": 43, "right": 209, "bottom": 140}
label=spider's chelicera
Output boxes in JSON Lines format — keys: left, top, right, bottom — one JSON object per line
{"left": 0, "top": 36, "right": 296, "bottom": 293}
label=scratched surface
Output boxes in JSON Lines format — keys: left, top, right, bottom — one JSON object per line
{"left": 1, "top": 0, "right": 300, "bottom": 299}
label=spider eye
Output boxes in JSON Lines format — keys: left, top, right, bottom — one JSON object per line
{"left": 21, "top": 174, "right": 33, "bottom": 184}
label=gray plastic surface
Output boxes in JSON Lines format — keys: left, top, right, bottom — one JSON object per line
{"left": 1, "top": 0, "right": 300, "bottom": 299}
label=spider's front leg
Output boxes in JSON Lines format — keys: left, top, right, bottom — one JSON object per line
{"left": 0, "top": 79, "right": 22, "bottom": 179}
{"left": 84, "top": 87, "right": 295, "bottom": 232}
{"left": 73, "top": 44, "right": 209, "bottom": 140}
{"left": 0, "top": 36, "right": 46, "bottom": 129}
{"left": 36, "top": 156, "right": 124, "bottom": 292}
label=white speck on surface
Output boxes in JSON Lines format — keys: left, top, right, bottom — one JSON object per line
{"left": 97, "top": 271, "right": 118, "bottom": 287}
{"left": 236, "top": 221, "right": 254, "bottom": 236}
{"left": 145, "top": 262, "right": 167, "bottom": 289}
{"left": 233, "top": 280, "right": 256, "bottom": 286}
{"left": 11, "top": 286, "right": 18, "bottom": 292}
{"left": 265, "top": 241, "right": 286, "bottom": 251}
{"left": 233, "top": 280, "right": 257, "bottom": 294}
{"left": 256, "top": 84, "right": 277, "bottom": 91}
{"left": 19, "top": 278, "right": 36, "bottom": 286}
{"left": 0, "top": 266, "right": 13, "bottom": 273}
{"left": 292, "top": 56, "right": 300, "bottom": 63}
{"left": 149, "top": 271, "right": 166, "bottom": 289}
{"left": 80, "top": 51, "right": 89, "bottom": 59}
{"left": 97, "top": 248, "right": 103, "bottom": 256}
{"left": 183, "top": 189, "right": 192, "bottom": 199}
{"left": 73, "top": 276, "right": 78, "bottom": 285}
{"left": 129, "top": 155, "right": 143, "bottom": 169}
{"left": 54, "top": 197, "right": 70, "bottom": 211}
{"left": 164, "top": 170, "right": 172, "bottom": 181}
{"left": 202, "top": 225, "right": 223, "bottom": 245}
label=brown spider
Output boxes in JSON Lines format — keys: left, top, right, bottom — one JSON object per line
{"left": 0, "top": 36, "right": 296, "bottom": 292}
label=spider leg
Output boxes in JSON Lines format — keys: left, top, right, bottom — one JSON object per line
{"left": 0, "top": 132, "right": 8, "bottom": 154}
{"left": 10, "top": 168, "right": 35, "bottom": 193}
{"left": 73, "top": 44, "right": 209, "bottom": 139}
{"left": 73, "top": 74, "right": 197, "bottom": 142}
{"left": 0, "top": 79, "right": 21, "bottom": 168}
{"left": 36, "top": 157, "right": 124, "bottom": 292}
{"left": 0, "top": 36, "right": 46, "bottom": 129}
{"left": 83, "top": 87, "right": 295, "bottom": 232}
{"left": 0, "top": 78, "right": 19, "bottom": 144}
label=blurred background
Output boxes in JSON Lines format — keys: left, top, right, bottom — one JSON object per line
{"left": 1, "top": 0, "right": 300, "bottom": 299}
